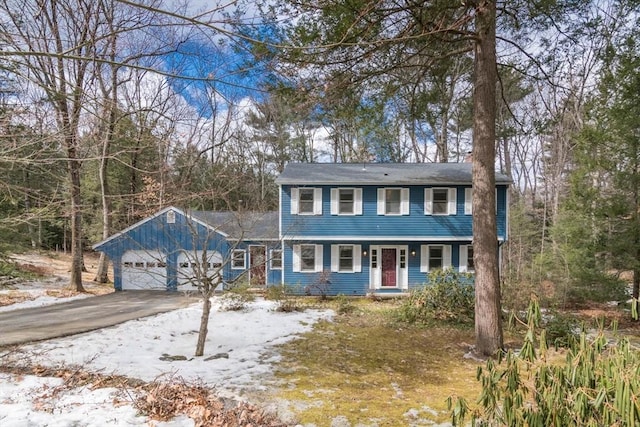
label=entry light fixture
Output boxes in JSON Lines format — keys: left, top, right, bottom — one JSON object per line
{"left": 410, "top": 248, "right": 416, "bottom": 257}
{"left": 362, "top": 249, "right": 368, "bottom": 257}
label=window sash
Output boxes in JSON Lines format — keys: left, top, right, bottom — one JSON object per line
{"left": 270, "top": 250, "right": 283, "bottom": 270}
{"left": 339, "top": 189, "right": 354, "bottom": 214}
{"left": 385, "top": 188, "right": 401, "bottom": 214}
{"left": 231, "top": 250, "right": 246, "bottom": 269}
{"left": 338, "top": 245, "right": 353, "bottom": 271}
{"left": 298, "top": 189, "right": 314, "bottom": 214}
{"left": 300, "top": 245, "right": 316, "bottom": 271}
{"left": 429, "top": 246, "right": 443, "bottom": 269}
{"left": 432, "top": 189, "right": 448, "bottom": 215}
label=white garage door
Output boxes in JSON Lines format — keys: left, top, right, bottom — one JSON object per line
{"left": 177, "top": 250, "right": 223, "bottom": 292}
{"left": 121, "top": 250, "right": 167, "bottom": 290}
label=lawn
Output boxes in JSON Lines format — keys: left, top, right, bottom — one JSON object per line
{"left": 265, "top": 299, "right": 484, "bottom": 426}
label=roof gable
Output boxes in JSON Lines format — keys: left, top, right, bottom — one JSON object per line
{"left": 92, "top": 207, "right": 279, "bottom": 251}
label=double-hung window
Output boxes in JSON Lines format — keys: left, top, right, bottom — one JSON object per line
{"left": 330, "top": 244, "right": 362, "bottom": 273}
{"left": 298, "top": 189, "right": 314, "bottom": 214}
{"left": 330, "top": 188, "right": 363, "bottom": 215}
{"left": 424, "top": 188, "right": 457, "bottom": 215}
{"left": 270, "top": 249, "right": 283, "bottom": 270}
{"left": 420, "top": 245, "right": 452, "bottom": 272}
{"left": 377, "top": 188, "right": 410, "bottom": 215}
{"left": 232, "top": 249, "right": 246, "bottom": 269}
{"left": 293, "top": 244, "right": 323, "bottom": 272}
{"left": 459, "top": 245, "right": 474, "bottom": 272}
{"left": 291, "top": 187, "right": 322, "bottom": 215}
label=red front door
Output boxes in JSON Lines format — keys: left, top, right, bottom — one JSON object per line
{"left": 381, "top": 248, "right": 397, "bottom": 287}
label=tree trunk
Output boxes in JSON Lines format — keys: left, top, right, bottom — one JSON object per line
{"left": 94, "top": 18, "right": 118, "bottom": 284}
{"left": 69, "top": 155, "right": 86, "bottom": 292}
{"left": 472, "top": 0, "right": 503, "bottom": 357}
{"left": 195, "top": 295, "right": 211, "bottom": 357}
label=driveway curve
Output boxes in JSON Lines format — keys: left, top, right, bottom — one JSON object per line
{"left": 0, "top": 291, "right": 198, "bottom": 347}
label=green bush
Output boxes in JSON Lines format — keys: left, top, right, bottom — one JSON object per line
{"left": 395, "top": 269, "right": 474, "bottom": 325}
{"left": 449, "top": 297, "right": 640, "bottom": 427}
{"left": 542, "top": 311, "right": 580, "bottom": 349}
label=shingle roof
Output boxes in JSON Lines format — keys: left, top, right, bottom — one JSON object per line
{"left": 275, "top": 163, "right": 512, "bottom": 185}
{"left": 190, "top": 211, "right": 279, "bottom": 240}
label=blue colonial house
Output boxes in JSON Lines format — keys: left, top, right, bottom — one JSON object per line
{"left": 93, "top": 163, "right": 510, "bottom": 295}
{"left": 275, "top": 163, "right": 510, "bottom": 295}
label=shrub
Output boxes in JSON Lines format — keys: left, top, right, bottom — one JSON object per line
{"left": 218, "top": 283, "right": 254, "bottom": 311}
{"left": 334, "top": 293, "right": 355, "bottom": 315}
{"left": 266, "top": 284, "right": 305, "bottom": 312}
{"left": 395, "top": 269, "right": 474, "bottom": 325}
{"left": 304, "top": 269, "right": 332, "bottom": 300}
{"left": 542, "top": 311, "right": 580, "bottom": 349}
{"left": 449, "top": 297, "right": 640, "bottom": 427}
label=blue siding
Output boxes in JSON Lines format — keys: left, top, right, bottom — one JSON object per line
{"left": 281, "top": 185, "right": 508, "bottom": 240}
{"left": 95, "top": 210, "right": 280, "bottom": 291}
{"left": 280, "top": 240, "right": 473, "bottom": 296}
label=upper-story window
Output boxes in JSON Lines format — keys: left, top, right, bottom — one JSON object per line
{"left": 290, "top": 187, "right": 322, "bottom": 215}
{"left": 424, "top": 188, "right": 457, "bottom": 215}
{"left": 340, "top": 189, "right": 354, "bottom": 214}
{"left": 464, "top": 187, "right": 502, "bottom": 215}
{"left": 299, "top": 189, "right": 314, "bottom": 213}
{"left": 377, "top": 188, "right": 410, "bottom": 215}
{"left": 330, "top": 188, "right": 363, "bottom": 215}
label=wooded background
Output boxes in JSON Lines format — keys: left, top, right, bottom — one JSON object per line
{"left": 0, "top": 0, "right": 638, "bottom": 308}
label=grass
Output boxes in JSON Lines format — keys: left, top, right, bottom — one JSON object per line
{"left": 267, "top": 298, "right": 483, "bottom": 426}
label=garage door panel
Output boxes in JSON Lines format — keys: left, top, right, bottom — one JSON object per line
{"left": 122, "top": 250, "right": 166, "bottom": 290}
{"left": 177, "top": 250, "right": 223, "bottom": 291}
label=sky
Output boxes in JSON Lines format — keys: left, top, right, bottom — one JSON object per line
{"left": 0, "top": 283, "right": 334, "bottom": 426}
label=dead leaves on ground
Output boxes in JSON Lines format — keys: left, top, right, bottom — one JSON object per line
{"left": 1, "top": 364, "right": 287, "bottom": 426}
{"left": 139, "top": 377, "right": 286, "bottom": 426}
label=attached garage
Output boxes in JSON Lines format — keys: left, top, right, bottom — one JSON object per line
{"left": 177, "top": 250, "right": 223, "bottom": 291}
{"left": 121, "top": 250, "right": 167, "bottom": 290}
{"left": 93, "top": 207, "right": 280, "bottom": 292}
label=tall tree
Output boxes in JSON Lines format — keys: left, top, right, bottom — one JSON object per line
{"left": 271, "top": 0, "right": 508, "bottom": 355}
{"left": 573, "top": 29, "right": 640, "bottom": 300}
{"left": 0, "top": 0, "right": 115, "bottom": 290}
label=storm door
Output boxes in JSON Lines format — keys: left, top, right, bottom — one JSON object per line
{"left": 249, "top": 245, "right": 267, "bottom": 286}
{"left": 381, "top": 248, "right": 397, "bottom": 287}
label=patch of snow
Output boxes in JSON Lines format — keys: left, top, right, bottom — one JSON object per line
{"left": 1, "top": 294, "right": 333, "bottom": 425}
{"left": 0, "top": 289, "right": 92, "bottom": 312}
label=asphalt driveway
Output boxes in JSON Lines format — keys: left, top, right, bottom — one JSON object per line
{"left": 0, "top": 291, "right": 198, "bottom": 347}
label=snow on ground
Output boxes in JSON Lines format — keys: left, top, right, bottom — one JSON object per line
{"left": 0, "top": 292, "right": 334, "bottom": 426}
{"left": 0, "top": 284, "right": 93, "bottom": 312}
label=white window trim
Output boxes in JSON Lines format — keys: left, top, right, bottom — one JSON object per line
{"left": 231, "top": 249, "right": 246, "bottom": 270}
{"left": 290, "top": 187, "right": 322, "bottom": 215}
{"left": 292, "top": 244, "right": 323, "bottom": 273}
{"left": 464, "top": 187, "right": 473, "bottom": 215}
{"left": 425, "top": 188, "right": 457, "bottom": 215}
{"left": 420, "top": 245, "right": 452, "bottom": 272}
{"left": 270, "top": 249, "right": 283, "bottom": 270}
{"left": 330, "top": 244, "right": 362, "bottom": 273}
{"left": 377, "top": 188, "right": 410, "bottom": 216}
{"left": 459, "top": 244, "right": 474, "bottom": 273}
{"left": 330, "top": 188, "right": 363, "bottom": 215}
